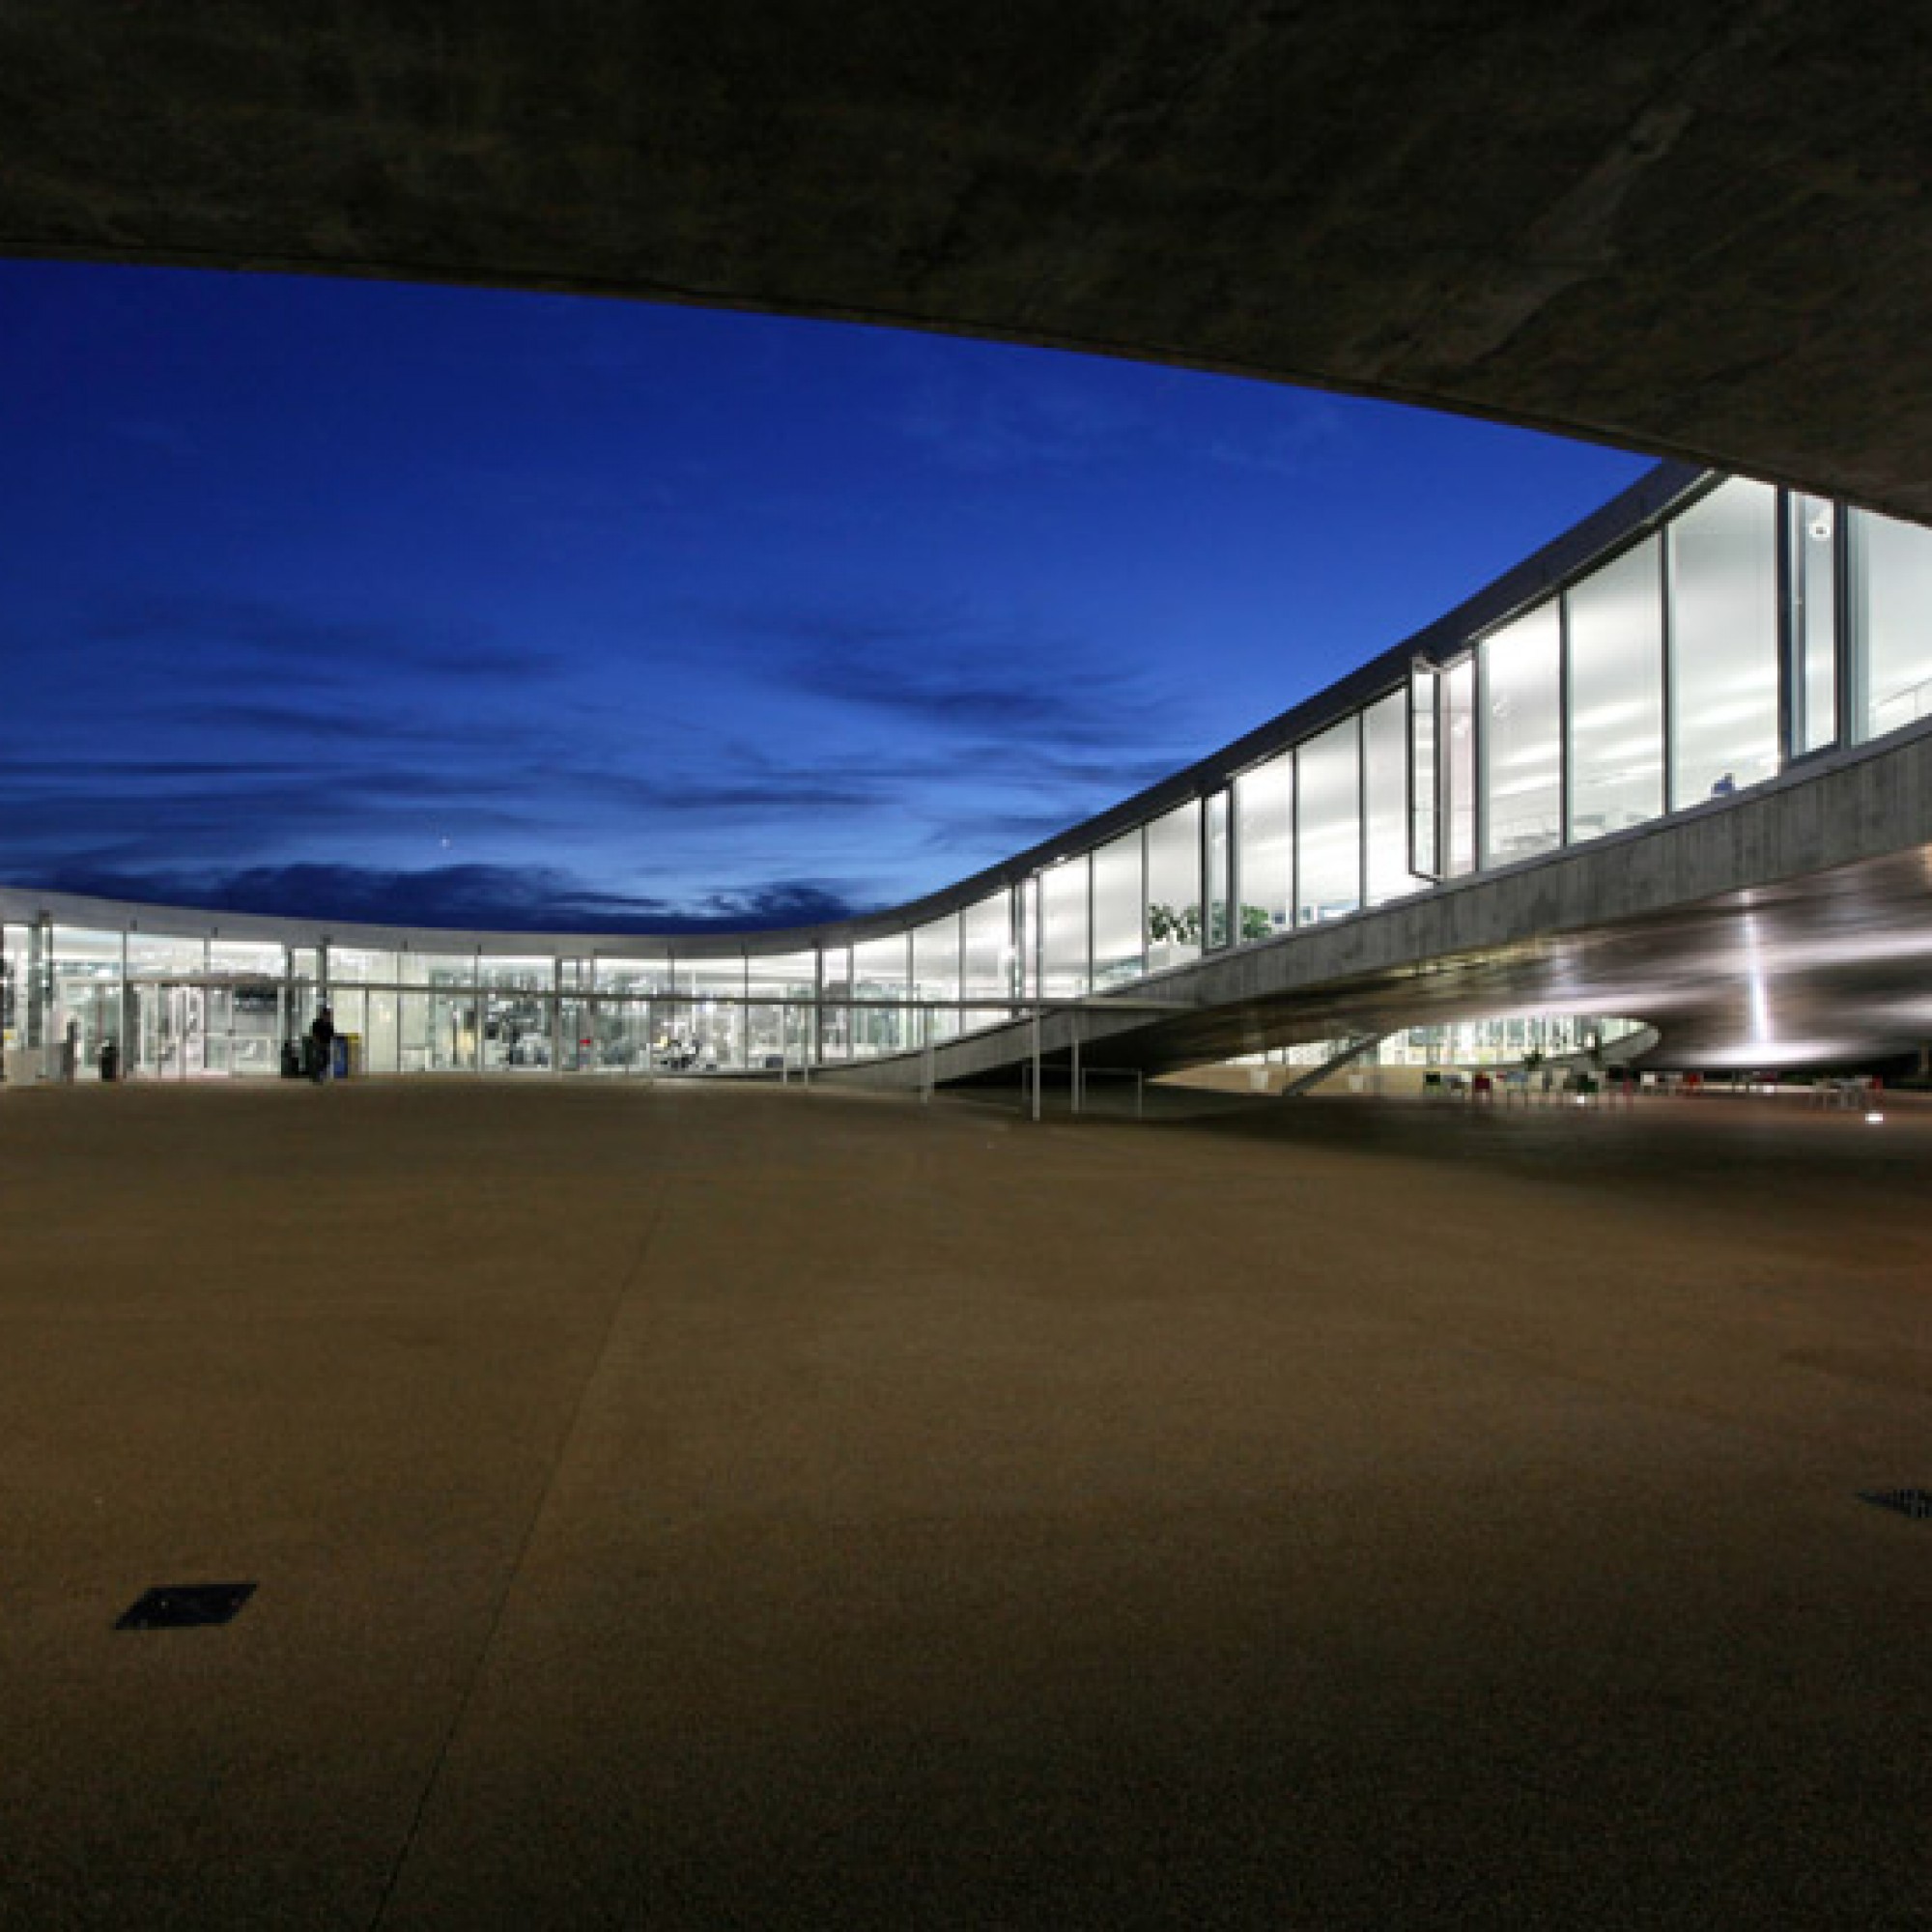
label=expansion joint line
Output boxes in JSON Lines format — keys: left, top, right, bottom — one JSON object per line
{"left": 362, "top": 1185, "right": 672, "bottom": 1930}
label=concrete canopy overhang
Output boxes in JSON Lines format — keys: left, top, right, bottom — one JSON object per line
{"left": 4, "top": 3, "right": 1931, "bottom": 520}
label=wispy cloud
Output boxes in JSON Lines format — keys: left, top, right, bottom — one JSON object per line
{"left": 696, "top": 596, "right": 1184, "bottom": 752}
{"left": 71, "top": 591, "right": 558, "bottom": 682}
{"left": 10, "top": 860, "right": 872, "bottom": 935}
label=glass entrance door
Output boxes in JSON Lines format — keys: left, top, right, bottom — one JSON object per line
{"left": 203, "top": 981, "right": 282, "bottom": 1077}
{"left": 130, "top": 984, "right": 206, "bottom": 1079}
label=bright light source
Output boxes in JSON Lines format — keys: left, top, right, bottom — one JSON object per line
{"left": 1866, "top": 1111, "right": 1886, "bottom": 1124}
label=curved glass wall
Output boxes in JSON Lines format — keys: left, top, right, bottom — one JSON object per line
{"left": 1479, "top": 602, "right": 1561, "bottom": 867}
{"left": 1668, "top": 478, "right": 1778, "bottom": 806}
{"left": 1145, "top": 801, "right": 1202, "bottom": 973}
{"left": 9, "top": 468, "right": 1932, "bottom": 1082}
{"left": 1567, "top": 535, "right": 1663, "bottom": 840}
{"left": 1234, "top": 753, "right": 1292, "bottom": 940}
{"left": 1295, "top": 720, "right": 1359, "bottom": 923}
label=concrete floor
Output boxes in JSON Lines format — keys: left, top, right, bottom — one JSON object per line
{"left": 0, "top": 1077, "right": 1927, "bottom": 1929}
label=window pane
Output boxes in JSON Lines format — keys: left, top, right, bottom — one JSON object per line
{"left": 852, "top": 934, "right": 907, "bottom": 1057}
{"left": 1204, "top": 790, "right": 1231, "bottom": 949}
{"left": 1409, "top": 668, "right": 1437, "bottom": 876}
{"left": 1567, "top": 535, "right": 1663, "bottom": 839}
{"left": 1790, "top": 496, "right": 1838, "bottom": 753}
{"left": 128, "top": 934, "right": 206, "bottom": 977}
{"left": 327, "top": 946, "right": 396, "bottom": 983}
{"left": 1364, "top": 691, "right": 1417, "bottom": 904}
{"left": 818, "top": 946, "right": 851, "bottom": 1060}
{"left": 1040, "top": 856, "right": 1090, "bottom": 997}
{"left": 1669, "top": 477, "right": 1778, "bottom": 803}
{"left": 960, "top": 892, "right": 1013, "bottom": 1002}
{"left": 910, "top": 922, "right": 955, "bottom": 990}
{"left": 52, "top": 926, "right": 124, "bottom": 978}
{"left": 1092, "top": 830, "right": 1145, "bottom": 987}
{"left": 852, "top": 934, "right": 906, "bottom": 992}
{"left": 597, "top": 956, "right": 673, "bottom": 995}
{"left": 1851, "top": 506, "right": 1932, "bottom": 741}
{"left": 1145, "top": 800, "right": 1201, "bottom": 972}
{"left": 1444, "top": 658, "right": 1475, "bottom": 875}
{"left": 478, "top": 954, "right": 552, "bottom": 992}
{"left": 1480, "top": 602, "right": 1561, "bottom": 866}
{"left": 1234, "top": 753, "right": 1292, "bottom": 942}
{"left": 1296, "top": 719, "right": 1360, "bottom": 923}
{"left": 745, "top": 950, "right": 816, "bottom": 998}
{"left": 683, "top": 955, "right": 746, "bottom": 998}
{"left": 911, "top": 917, "right": 959, "bottom": 1045}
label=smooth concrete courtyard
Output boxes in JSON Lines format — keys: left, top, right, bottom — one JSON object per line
{"left": 1, "top": 1075, "right": 1927, "bottom": 1929}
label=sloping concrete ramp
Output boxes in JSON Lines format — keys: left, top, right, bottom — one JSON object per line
{"left": 833, "top": 718, "right": 1932, "bottom": 1087}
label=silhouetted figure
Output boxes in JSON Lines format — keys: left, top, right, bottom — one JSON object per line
{"left": 309, "top": 1004, "right": 335, "bottom": 1084}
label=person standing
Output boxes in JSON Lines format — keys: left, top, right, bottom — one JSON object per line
{"left": 309, "top": 1003, "right": 336, "bottom": 1084}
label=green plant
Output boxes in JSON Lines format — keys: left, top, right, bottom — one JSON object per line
{"left": 1148, "top": 902, "right": 1202, "bottom": 945}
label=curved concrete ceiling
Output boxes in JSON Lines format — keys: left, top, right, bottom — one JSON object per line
{"left": 4, "top": 4, "right": 1929, "bottom": 520}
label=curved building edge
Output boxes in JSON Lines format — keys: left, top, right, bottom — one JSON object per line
{"left": 6, "top": 457, "right": 1932, "bottom": 1080}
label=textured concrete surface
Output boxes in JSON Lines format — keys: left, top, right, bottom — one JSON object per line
{"left": 1, "top": 1077, "right": 1927, "bottom": 1927}
{"left": 4, "top": 4, "right": 1932, "bottom": 519}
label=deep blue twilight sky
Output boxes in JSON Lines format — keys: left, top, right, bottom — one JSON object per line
{"left": 3, "top": 260, "right": 1651, "bottom": 933}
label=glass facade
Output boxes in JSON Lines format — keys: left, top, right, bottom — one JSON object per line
{"left": 1204, "top": 789, "right": 1231, "bottom": 950}
{"left": 1363, "top": 691, "right": 1416, "bottom": 905}
{"left": 1443, "top": 656, "right": 1476, "bottom": 877}
{"left": 1039, "top": 856, "right": 1090, "bottom": 999}
{"left": 1234, "top": 753, "right": 1292, "bottom": 940}
{"left": 906, "top": 920, "right": 955, "bottom": 1049}
{"left": 1144, "top": 801, "right": 1202, "bottom": 974}
{"left": 1091, "top": 830, "right": 1144, "bottom": 988}
{"left": 1789, "top": 496, "right": 1838, "bottom": 756}
{"left": 1668, "top": 478, "right": 1778, "bottom": 806}
{"left": 1851, "top": 505, "right": 1932, "bottom": 742}
{"left": 1296, "top": 720, "right": 1360, "bottom": 923}
{"left": 7, "top": 470, "right": 1931, "bottom": 1084}
{"left": 1479, "top": 603, "right": 1562, "bottom": 867}
{"left": 1567, "top": 535, "right": 1663, "bottom": 839}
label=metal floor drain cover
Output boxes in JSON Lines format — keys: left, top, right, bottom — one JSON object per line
{"left": 1859, "top": 1489, "right": 1932, "bottom": 1520}
{"left": 115, "top": 1583, "right": 257, "bottom": 1630}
